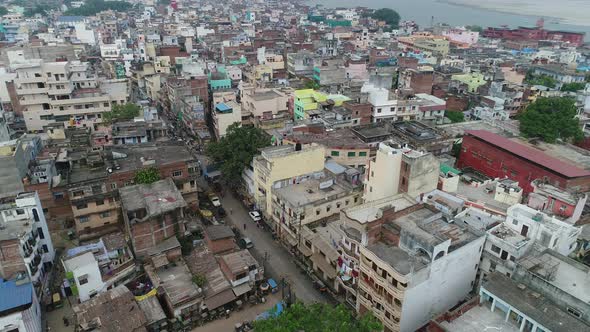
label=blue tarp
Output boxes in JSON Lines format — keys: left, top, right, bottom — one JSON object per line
{"left": 268, "top": 278, "right": 277, "bottom": 289}
{"left": 0, "top": 278, "right": 33, "bottom": 312}
{"left": 256, "top": 301, "right": 284, "bottom": 321}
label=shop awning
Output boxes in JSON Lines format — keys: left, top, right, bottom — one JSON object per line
{"left": 232, "top": 283, "right": 251, "bottom": 297}
{"left": 204, "top": 289, "right": 236, "bottom": 310}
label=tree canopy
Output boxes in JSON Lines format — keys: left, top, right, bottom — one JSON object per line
{"left": 524, "top": 70, "right": 557, "bottom": 88}
{"left": 304, "top": 79, "right": 320, "bottom": 90}
{"left": 519, "top": 97, "right": 583, "bottom": 143}
{"left": 253, "top": 302, "right": 382, "bottom": 332}
{"left": 133, "top": 167, "right": 161, "bottom": 184}
{"left": 65, "top": 0, "right": 132, "bottom": 16}
{"left": 465, "top": 25, "right": 483, "bottom": 33}
{"left": 445, "top": 110, "right": 465, "bottom": 123}
{"left": 103, "top": 103, "right": 140, "bottom": 124}
{"left": 24, "top": 4, "right": 53, "bottom": 17}
{"left": 206, "top": 123, "right": 271, "bottom": 186}
{"left": 561, "top": 82, "right": 586, "bottom": 92}
{"left": 370, "top": 8, "right": 401, "bottom": 29}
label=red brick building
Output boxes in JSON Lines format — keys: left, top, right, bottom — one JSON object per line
{"left": 458, "top": 130, "right": 590, "bottom": 194}
{"left": 482, "top": 27, "right": 584, "bottom": 47}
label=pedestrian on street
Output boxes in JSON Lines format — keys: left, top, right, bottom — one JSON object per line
{"left": 243, "top": 223, "right": 246, "bottom": 231}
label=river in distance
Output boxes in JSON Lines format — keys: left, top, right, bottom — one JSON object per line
{"left": 306, "top": 0, "right": 590, "bottom": 40}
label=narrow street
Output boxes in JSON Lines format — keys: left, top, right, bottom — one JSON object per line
{"left": 220, "top": 192, "right": 333, "bottom": 304}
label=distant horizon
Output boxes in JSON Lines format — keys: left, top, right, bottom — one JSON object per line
{"left": 307, "top": 0, "right": 590, "bottom": 39}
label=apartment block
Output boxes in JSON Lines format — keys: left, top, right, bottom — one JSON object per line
{"left": 357, "top": 204, "right": 485, "bottom": 332}
{"left": 12, "top": 60, "right": 128, "bottom": 132}
{"left": 0, "top": 192, "right": 55, "bottom": 286}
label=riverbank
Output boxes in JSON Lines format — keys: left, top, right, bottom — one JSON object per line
{"left": 438, "top": 0, "right": 590, "bottom": 27}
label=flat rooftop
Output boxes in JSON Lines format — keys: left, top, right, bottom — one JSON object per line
{"left": 344, "top": 194, "right": 416, "bottom": 224}
{"left": 274, "top": 178, "right": 349, "bottom": 207}
{"left": 519, "top": 250, "right": 590, "bottom": 303}
{"left": 439, "top": 303, "right": 519, "bottom": 332}
{"left": 456, "top": 180, "right": 512, "bottom": 213}
{"left": 119, "top": 178, "right": 187, "bottom": 216}
{"left": 489, "top": 224, "right": 530, "bottom": 249}
{"left": 483, "top": 273, "right": 590, "bottom": 332}
{"left": 219, "top": 250, "right": 258, "bottom": 275}
{"left": 153, "top": 260, "right": 201, "bottom": 306}
{"left": 251, "top": 90, "right": 283, "bottom": 101}
{"left": 366, "top": 242, "right": 427, "bottom": 275}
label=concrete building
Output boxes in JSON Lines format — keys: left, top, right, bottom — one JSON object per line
{"left": 357, "top": 204, "right": 486, "bottom": 332}
{"left": 0, "top": 276, "right": 42, "bottom": 332}
{"left": 63, "top": 252, "right": 104, "bottom": 302}
{"left": 68, "top": 182, "right": 121, "bottom": 239}
{"left": 0, "top": 134, "right": 43, "bottom": 197}
{"left": 240, "top": 86, "right": 291, "bottom": 122}
{"left": 218, "top": 250, "right": 264, "bottom": 288}
{"left": 212, "top": 102, "right": 241, "bottom": 139}
{"left": 528, "top": 179, "right": 587, "bottom": 224}
{"left": 0, "top": 192, "right": 55, "bottom": 286}
{"left": 12, "top": 60, "right": 127, "bottom": 132}
{"left": 120, "top": 178, "right": 188, "bottom": 257}
{"left": 505, "top": 204, "right": 581, "bottom": 257}
{"left": 271, "top": 161, "right": 363, "bottom": 248}
{"left": 398, "top": 35, "right": 450, "bottom": 56}
{"left": 252, "top": 144, "right": 325, "bottom": 219}
{"left": 364, "top": 141, "right": 439, "bottom": 202}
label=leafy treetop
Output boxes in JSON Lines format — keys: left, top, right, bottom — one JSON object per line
{"left": 519, "top": 97, "right": 583, "bottom": 143}
{"left": 103, "top": 103, "right": 140, "bottom": 124}
{"left": 65, "top": 0, "right": 132, "bottom": 16}
{"left": 133, "top": 167, "right": 161, "bottom": 185}
{"left": 561, "top": 82, "right": 586, "bottom": 92}
{"left": 445, "top": 110, "right": 464, "bottom": 123}
{"left": 206, "top": 123, "right": 271, "bottom": 187}
{"left": 370, "top": 8, "right": 401, "bottom": 29}
{"left": 253, "top": 302, "right": 382, "bottom": 332}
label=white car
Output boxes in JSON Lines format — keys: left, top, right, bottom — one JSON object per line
{"left": 209, "top": 195, "right": 221, "bottom": 207}
{"left": 249, "top": 211, "right": 261, "bottom": 222}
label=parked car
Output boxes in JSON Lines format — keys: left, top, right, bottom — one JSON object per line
{"left": 209, "top": 194, "right": 221, "bottom": 207}
{"left": 248, "top": 211, "right": 261, "bottom": 222}
{"left": 239, "top": 237, "right": 254, "bottom": 249}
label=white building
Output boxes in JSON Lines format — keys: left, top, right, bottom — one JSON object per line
{"left": 63, "top": 252, "right": 104, "bottom": 302}
{"left": 12, "top": 59, "right": 127, "bottom": 131}
{"left": 0, "top": 192, "right": 55, "bottom": 285}
{"left": 505, "top": 204, "right": 581, "bottom": 256}
{"left": 357, "top": 204, "right": 486, "bottom": 332}
{"left": 364, "top": 142, "right": 439, "bottom": 202}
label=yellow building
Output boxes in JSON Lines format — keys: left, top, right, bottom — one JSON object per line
{"left": 398, "top": 35, "right": 450, "bottom": 56}
{"left": 253, "top": 144, "right": 325, "bottom": 219}
{"left": 293, "top": 89, "right": 350, "bottom": 120}
{"left": 451, "top": 72, "right": 487, "bottom": 93}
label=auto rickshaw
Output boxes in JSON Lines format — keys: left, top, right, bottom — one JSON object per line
{"left": 52, "top": 292, "right": 63, "bottom": 309}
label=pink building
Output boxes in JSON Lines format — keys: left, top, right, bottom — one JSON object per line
{"left": 442, "top": 28, "right": 479, "bottom": 46}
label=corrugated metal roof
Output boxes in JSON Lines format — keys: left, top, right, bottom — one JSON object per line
{"left": 0, "top": 278, "right": 33, "bottom": 312}
{"left": 466, "top": 130, "right": 590, "bottom": 178}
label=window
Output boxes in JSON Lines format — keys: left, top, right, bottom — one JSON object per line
{"left": 377, "top": 108, "right": 382, "bottom": 113}
{"left": 96, "top": 199, "right": 104, "bottom": 206}
{"left": 172, "top": 170, "right": 183, "bottom": 177}
{"left": 567, "top": 307, "right": 582, "bottom": 318}
{"left": 42, "top": 245, "right": 48, "bottom": 253}
{"left": 347, "top": 151, "right": 356, "bottom": 157}
{"left": 490, "top": 244, "right": 501, "bottom": 254}
{"left": 78, "top": 275, "right": 88, "bottom": 285}
{"left": 79, "top": 216, "right": 89, "bottom": 223}
{"left": 371, "top": 171, "right": 374, "bottom": 178}
{"left": 316, "top": 210, "right": 320, "bottom": 216}
{"left": 354, "top": 197, "right": 358, "bottom": 203}
{"left": 110, "top": 183, "right": 117, "bottom": 190}
{"left": 100, "top": 212, "right": 111, "bottom": 218}
{"left": 359, "top": 151, "right": 367, "bottom": 157}
{"left": 512, "top": 219, "right": 518, "bottom": 226}
{"left": 32, "top": 209, "right": 40, "bottom": 222}
{"left": 489, "top": 262, "right": 496, "bottom": 271}
{"left": 326, "top": 205, "right": 331, "bottom": 212}
{"left": 76, "top": 203, "right": 88, "bottom": 210}
{"left": 37, "top": 228, "right": 44, "bottom": 239}
{"left": 103, "top": 102, "right": 109, "bottom": 107}
{"left": 331, "top": 151, "right": 340, "bottom": 157}
{"left": 53, "top": 192, "right": 64, "bottom": 199}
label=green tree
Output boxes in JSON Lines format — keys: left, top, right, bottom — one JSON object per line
{"left": 133, "top": 167, "right": 161, "bottom": 184}
{"left": 103, "top": 103, "right": 140, "bottom": 124}
{"left": 65, "top": 0, "right": 132, "bottom": 16}
{"left": 561, "top": 82, "right": 586, "bottom": 92}
{"left": 192, "top": 274, "right": 207, "bottom": 287}
{"left": 370, "top": 8, "right": 401, "bottom": 29}
{"left": 206, "top": 124, "right": 271, "bottom": 187}
{"left": 524, "top": 70, "right": 557, "bottom": 88}
{"left": 24, "top": 4, "right": 53, "bottom": 17}
{"left": 304, "top": 80, "right": 320, "bottom": 90}
{"left": 253, "top": 302, "right": 382, "bottom": 332}
{"left": 519, "top": 97, "right": 583, "bottom": 143}
{"left": 445, "top": 110, "right": 464, "bottom": 123}
{"left": 0, "top": 7, "right": 8, "bottom": 16}
{"left": 465, "top": 25, "right": 483, "bottom": 33}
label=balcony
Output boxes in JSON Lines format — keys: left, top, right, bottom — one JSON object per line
{"left": 19, "top": 97, "right": 51, "bottom": 105}
{"left": 14, "top": 76, "right": 46, "bottom": 84}
{"left": 17, "top": 87, "right": 48, "bottom": 95}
